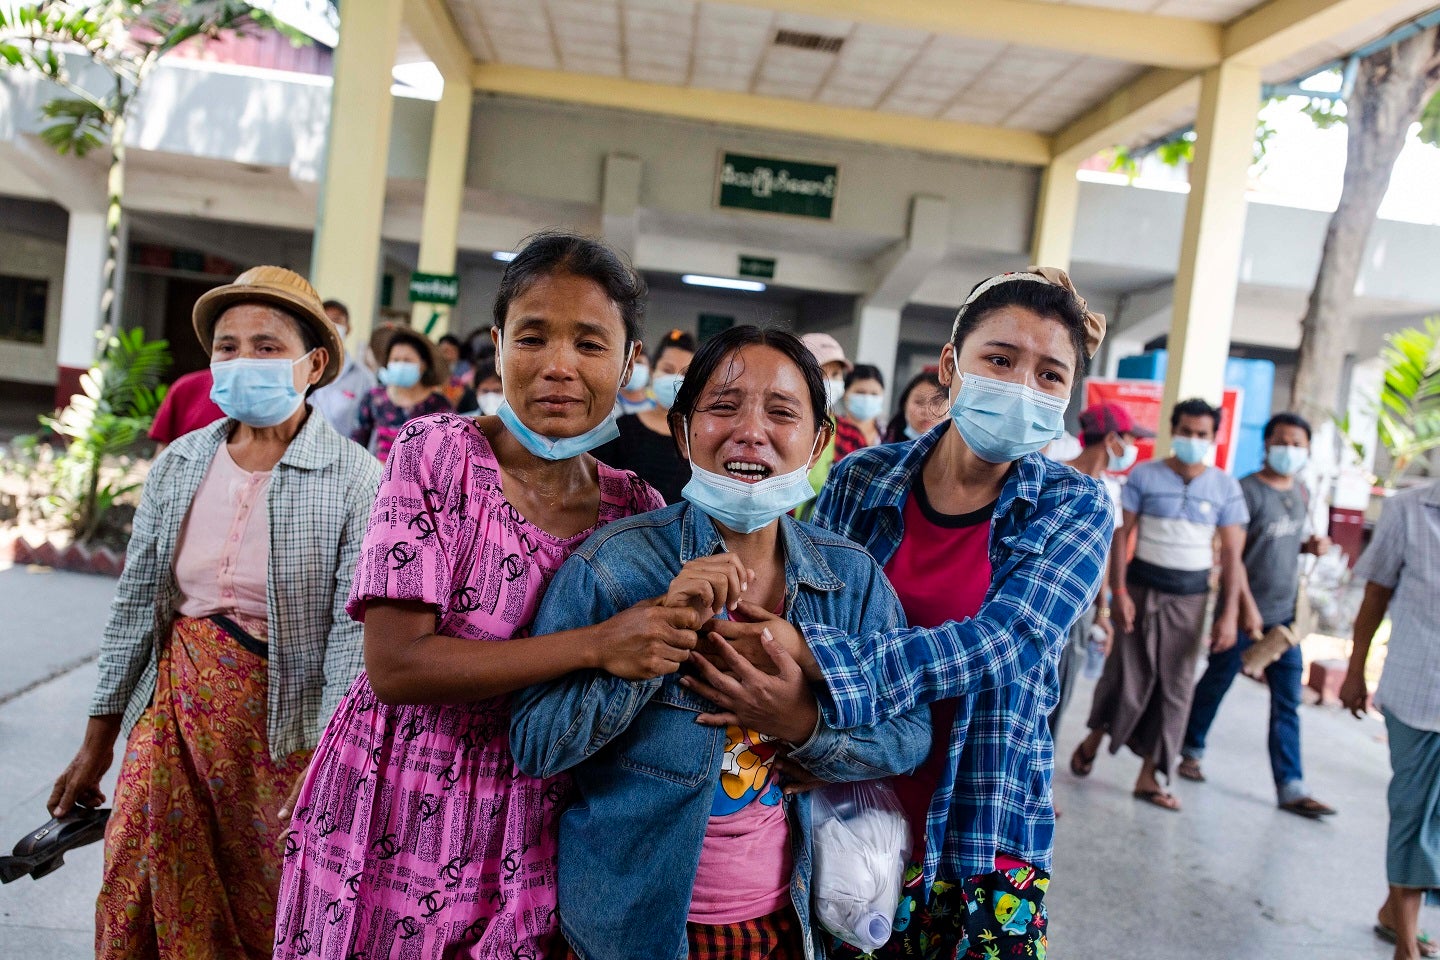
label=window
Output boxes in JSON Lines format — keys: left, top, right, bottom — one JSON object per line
{"left": 0, "top": 275, "right": 48, "bottom": 344}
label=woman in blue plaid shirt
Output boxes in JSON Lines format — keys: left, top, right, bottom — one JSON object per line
{"left": 693, "top": 269, "right": 1114, "bottom": 959}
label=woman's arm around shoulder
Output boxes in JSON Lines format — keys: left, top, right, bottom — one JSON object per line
{"left": 803, "top": 472, "right": 1112, "bottom": 729}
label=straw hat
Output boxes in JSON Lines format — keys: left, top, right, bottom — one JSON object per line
{"left": 192, "top": 266, "right": 344, "bottom": 387}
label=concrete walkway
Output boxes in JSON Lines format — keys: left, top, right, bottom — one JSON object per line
{"left": 0, "top": 559, "right": 1432, "bottom": 959}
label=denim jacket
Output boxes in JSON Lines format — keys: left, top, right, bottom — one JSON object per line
{"left": 510, "top": 503, "right": 930, "bottom": 960}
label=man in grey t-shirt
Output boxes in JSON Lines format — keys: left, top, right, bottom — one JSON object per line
{"left": 1180, "top": 413, "right": 1335, "bottom": 818}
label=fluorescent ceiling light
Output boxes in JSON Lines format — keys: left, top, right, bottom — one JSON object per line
{"left": 493, "top": 251, "right": 517, "bottom": 262}
{"left": 681, "top": 274, "right": 766, "bottom": 292}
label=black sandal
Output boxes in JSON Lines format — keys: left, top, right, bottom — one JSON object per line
{"left": 0, "top": 808, "right": 110, "bottom": 883}
{"left": 1070, "top": 742, "right": 1098, "bottom": 778}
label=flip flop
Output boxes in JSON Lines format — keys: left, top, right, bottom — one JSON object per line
{"left": 1177, "top": 758, "right": 1205, "bottom": 782}
{"left": 0, "top": 808, "right": 110, "bottom": 884}
{"left": 1133, "top": 789, "right": 1182, "bottom": 812}
{"left": 1375, "top": 923, "right": 1440, "bottom": 958}
{"left": 1070, "top": 742, "right": 1098, "bottom": 778}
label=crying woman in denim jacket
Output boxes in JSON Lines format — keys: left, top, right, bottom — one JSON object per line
{"left": 510, "top": 326, "right": 930, "bottom": 960}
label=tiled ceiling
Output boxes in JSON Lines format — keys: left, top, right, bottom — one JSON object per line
{"left": 448, "top": 0, "right": 1170, "bottom": 135}
{"left": 445, "top": 0, "right": 1435, "bottom": 140}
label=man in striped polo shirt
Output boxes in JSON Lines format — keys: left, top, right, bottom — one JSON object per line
{"left": 1072, "top": 397, "right": 1255, "bottom": 812}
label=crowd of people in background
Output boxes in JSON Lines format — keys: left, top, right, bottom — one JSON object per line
{"left": 35, "top": 230, "right": 1438, "bottom": 960}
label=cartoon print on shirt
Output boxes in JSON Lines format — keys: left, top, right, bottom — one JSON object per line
{"left": 711, "top": 723, "right": 784, "bottom": 816}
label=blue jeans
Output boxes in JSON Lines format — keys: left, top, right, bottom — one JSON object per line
{"left": 1181, "top": 626, "right": 1305, "bottom": 800}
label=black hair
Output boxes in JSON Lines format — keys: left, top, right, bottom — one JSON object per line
{"left": 493, "top": 230, "right": 646, "bottom": 343}
{"left": 385, "top": 328, "right": 444, "bottom": 387}
{"left": 845, "top": 363, "right": 885, "bottom": 390}
{"left": 438, "top": 333, "right": 462, "bottom": 349}
{"left": 471, "top": 359, "right": 498, "bottom": 387}
{"left": 1171, "top": 397, "right": 1223, "bottom": 432}
{"left": 667, "top": 325, "right": 832, "bottom": 458}
{"left": 321, "top": 298, "right": 348, "bottom": 319}
{"left": 883, "top": 370, "right": 944, "bottom": 444}
{"left": 951, "top": 276, "right": 1089, "bottom": 377}
{"left": 651, "top": 329, "right": 697, "bottom": 366}
{"left": 1264, "top": 411, "right": 1312, "bottom": 442}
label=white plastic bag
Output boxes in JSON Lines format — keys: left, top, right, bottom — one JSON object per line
{"left": 811, "top": 781, "right": 911, "bottom": 952}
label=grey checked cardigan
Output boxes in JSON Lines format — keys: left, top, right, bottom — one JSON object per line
{"left": 90, "top": 411, "right": 382, "bottom": 759}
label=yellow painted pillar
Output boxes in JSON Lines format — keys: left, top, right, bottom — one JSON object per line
{"left": 411, "top": 74, "right": 475, "bottom": 337}
{"left": 310, "top": 0, "right": 403, "bottom": 346}
{"left": 1030, "top": 156, "right": 1080, "bottom": 269}
{"left": 1158, "top": 62, "right": 1260, "bottom": 450}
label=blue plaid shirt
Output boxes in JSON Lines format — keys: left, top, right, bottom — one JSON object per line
{"left": 807, "top": 423, "right": 1111, "bottom": 883}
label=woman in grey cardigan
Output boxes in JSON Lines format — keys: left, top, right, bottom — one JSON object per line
{"left": 47, "top": 266, "right": 381, "bottom": 960}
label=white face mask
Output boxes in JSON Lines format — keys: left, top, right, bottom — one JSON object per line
{"left": 824, "top": 377, "right": 845, "bottom": 411}
{"left": 476, "top": 391, "right": 503, "bottom": 416}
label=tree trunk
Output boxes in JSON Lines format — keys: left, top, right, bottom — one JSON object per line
{"left": 1290, "top": 26, "right": 1440, "bottom": 425}
{"left": 99, "top": 105, "right": 126, "bottom": 331}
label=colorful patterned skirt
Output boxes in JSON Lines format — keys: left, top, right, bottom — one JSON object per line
{"left": 556, "top": 906, "right": 805, "bottom": 960}
{"left": 96, "top": 614, "right": 311, "bottom": 960}
{"left": 829, "top": 857, "right": 1050, "bottom": 960}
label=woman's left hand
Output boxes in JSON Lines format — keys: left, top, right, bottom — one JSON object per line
{"left": 683, "top": 627, "right": 819, "bottom": 744}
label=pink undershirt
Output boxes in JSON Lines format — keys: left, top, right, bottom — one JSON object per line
{"left": 687, "top": 602, "right": 793, "bottom": 925}
{"left": 173, "top": 441, "right": 271, "bottom": 622}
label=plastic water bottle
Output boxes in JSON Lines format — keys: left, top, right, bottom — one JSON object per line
{"left": 1083, "top": 624, "right": 1107, "bottom": 680}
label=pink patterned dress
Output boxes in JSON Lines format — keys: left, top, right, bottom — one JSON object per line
{"left": 273, "top": 414, "right": 662, "bottom": 960}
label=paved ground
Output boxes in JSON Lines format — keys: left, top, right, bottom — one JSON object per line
{"left": 0, "top": 559, "right": 1432, "bottom": 959}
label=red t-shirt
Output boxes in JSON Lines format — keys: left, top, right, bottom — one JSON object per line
{"left": 148, "top": 368, "right": 225, "bottom": 444}
{"left": 882, "top": 478, "right": 995, "bottom": 854}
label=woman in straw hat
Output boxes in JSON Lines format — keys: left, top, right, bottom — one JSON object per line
{"left": 352, "top": 325, "right": 454, "bottom": 462}
{"left": 48, "top": 266, "right": 382, "bottom": 959}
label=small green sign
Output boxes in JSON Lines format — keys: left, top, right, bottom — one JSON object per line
{"left": 716, "top": 152, "right": 838, "bottom": 220}
{"left": 698, "top": 313, "right": 735, "bottom": 343}
{"left": 408, "top": 272, "right": 459, "bottom": 306}
{"left": 738, "top": 255, "right": 776, "bottom": 280}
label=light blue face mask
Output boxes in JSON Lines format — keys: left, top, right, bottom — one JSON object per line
{"left": 496, "top": 400, "right": 619, "bottom": 461}
{"left": 378, "top": 360, "right": 422, "bottom": 388}
{"left": 652, "top": 373, "right": 684, "bottom": 410}
{"left": 1266, "top": 444, "right": 1308, "bottom": 476}
{"left": 625, "top": 364, "right": 650, "bottom": 392}
{"left": 948, "top": 361, "right": 1069, "bottom": 464}
{"left": 904, "top": 423, "right": 922, "bottom": 441}
{"left": 1172, "top": 436, "right": 1211, "bottom": 466}
{"left": 846, "top": 393, "right": 886, "bottom": 422}
{"left": 681, "top": 420, "right": 821, "bottom": 534}
{"left": 210, "top": 352, "right": 311, "bottom": 427}
{"left": 1108, "top": 441, "right": 1139, "bottom": 473}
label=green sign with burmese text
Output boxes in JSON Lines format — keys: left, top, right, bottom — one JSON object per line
{"left": 408, "top": 272, "right": 459, "bottom": 306}
{"left": 716, "top": 152, "right": 838, "bottom": 220}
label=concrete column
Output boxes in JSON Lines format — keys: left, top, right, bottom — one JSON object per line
{"left": 854, "top": 304, "right": 903, "bottom": 391}
{"left": 411, "top": 74, "right": 475, "bottom": 336}
{"left": 1030, "top": 157, "right": 1080, "bottom": 269}
{"left": 601, "top": 153, "right": 643, "bottom": 259}
{"left": 1159, "top": 62, "right": 1260, "bottom": 449}
{"left": 311, "top": 0, "right": 403, "bottom": 345}
{"left": 857, "top": 194, "right": 950, "bottom": 390}
{"left": 54, "top": 209, "right": 109, "bottom": 405}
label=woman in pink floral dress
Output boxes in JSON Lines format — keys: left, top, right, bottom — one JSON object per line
{"left": 273, "top": 232, "right": 704, "bottom": 960}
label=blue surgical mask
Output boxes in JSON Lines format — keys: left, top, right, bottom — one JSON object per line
{"left": 379, "top": 360, "right": 422, "bottom": 388}
{"left": 652, "top": 373, "right": 684, "bottom": 410}
{"left": 1267, "top": 444, "right": 1308, "bottom": 476}
{"left": 948, "top": 362, "right": 1068, "bottom": 464}
{"left": 681, "top": 420, "right": 821, "bottom": 534}
{"left": 210, "top": 353, "right": 311, "bottom": 427}
{"left": 846, "top": 393, "right": 886, "bottom": 422}
{"left": 1108, "top": 441, "right": 1139, "bottom": 473}
{"left": 1172, "top": 437, "right": 1211, "bottom": 466}
{"left": 625, "top": 364, "right": 650, "bottom": 392}
{"left": 497, "top": 399, "right": 619, "bottom": 461}
{"left": 904, "top": 423, "right": 922, "bottom": 441}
